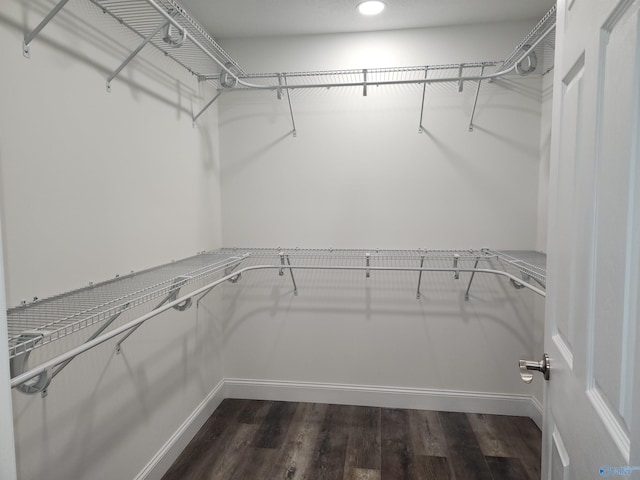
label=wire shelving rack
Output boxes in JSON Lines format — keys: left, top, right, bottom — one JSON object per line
{"left": 7, "top": 251, "right": 248, "bottom": 360}
{"left": 23, "top": 0, "right": 556, "bottom": 124}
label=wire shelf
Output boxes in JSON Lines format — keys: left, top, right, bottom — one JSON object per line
{"left": 499, "top": 4, "right": 557, "bottom": 74}
{"left": 219, "top": 247, "right": 546, "bottom": 283}
{"left": 7, "top": 251, "right": 249, "bottom": 359}
{"left": 487, "top": 250, "right": 547, "bottom": 288}
{"left": 207, "top": 62, "right": 501, "bottom": 90}
{"left": 87, "top": 0, "right": 244, "bottom": 77}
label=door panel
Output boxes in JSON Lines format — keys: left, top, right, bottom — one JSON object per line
{"left": 544, "top": 0, "right": 640, "bottom": 477}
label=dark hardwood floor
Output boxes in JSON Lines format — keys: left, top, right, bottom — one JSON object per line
{"left": 162, "top": 399, "right": 541, "bottom": 480}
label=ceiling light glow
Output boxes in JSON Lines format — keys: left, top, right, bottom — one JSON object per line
{"left": 357, "top": 1, "right": 386, "bottom": 16}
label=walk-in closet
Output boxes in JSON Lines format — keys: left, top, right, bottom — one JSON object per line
{"left": 1, "top": 0, "right": 639, "bottom": 479}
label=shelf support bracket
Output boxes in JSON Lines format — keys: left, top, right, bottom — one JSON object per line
{"left": 284, "top": 75, "right": 297, "bottom": 137}
{"left": 418, "top": 67, "right": 428, "bottom": 133}
{"left": 363, "top": 69, "right": 368, "bottom": 97}
{"left": 366, "top": 253, "right": 371, "bottom": 278}
{"left": 277, "top": 74, "right": 283, "bottom": 100}
{"left": 106, "top": 15, "right": 176, "bottom": 92}
{"left": 279, "top": 252, "right": 298, "bottom": 295}
{"left": 457, "top": 64, "right": 465, "bottom": 93}
{"left": 468, "top": 64, "right": 486, "bottom": 132}
{"left": 195, "top": 258, "right": 246, "bottom": 308}
{"left": 464, "top": 257, "right": 481, "bottom": 301}
{"left": 453, "top": 254, "right": 460, "bottom": 280}
{"left": 193, "top": 90, "right": 223, "bottom": 125}
{"left": 416, "top": 253, "right": 426, "bottom": 299}
{"left": 116, "top": 276, "right": 192, "bottom": 353}
{"left": 11, "top": 303, "right": 129, "bottom": 397}
{"left": 22, "top": 0, "right": 71, "bottom": 58}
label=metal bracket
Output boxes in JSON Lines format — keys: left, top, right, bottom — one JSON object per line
{"left": 510, "top": 271, "right": 531, "bottom": 290}
{"left": 22, "top": 0, "right": 71, "bottom": 58}
{"left": 468, "top": 64, "right": 486, "bottom": 132}
{"left": 418, "top": 67, "right": 428, "bottom": 133}
{"left": 516, "top": 46, "right": 538, "bottom": 75}
{"left": 365, "top": 253, "right": 371, "bottom": 278}
{"left": 219, "top": 62, "right": 240, "bottom": 89}
{"left": 283, "top": 75, "right": 297, "bottom": 137}
{"left": 416, "top": 253, "right": 426, "bottom": 299}
{"left": 196, "top": 258, "right": 247, "bottom": 307}
{"left": 11, "top": 302, "right": 129, "bottom": 397}
{"left": 464, "top": 257, "right": 481, "bottom": 301}
{"left": 161, "top": 9, "right": 187, "bottom": 47}
{"left": 453, "top": 254, "right": 460, "bottom": 280}
{"left": 363, "top": 69, "right": 368, "bottom": 97}
{"left": 277, "top": 74, "right": 283, "bottom": 100}
{"left": 10, "top": 331, "right": 53, "bottom": 396}
{"left": 224, "top": 263, "right": 242, "bottom": 283}
{"left": 107, "top": 8, "right": 184, "bottom": 92}
{"left": 193, "top": 91, "right": 223, "bottom": 125}
{"left": 278, "top": 251, "right": 298, "bottom": 295}
{"left": 116, "top": 276, "right": 191, "bottom": 353}
{"left": 457, "top": 64, "right": 464, "bottom": 93}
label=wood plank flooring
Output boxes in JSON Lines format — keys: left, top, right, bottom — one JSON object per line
{"left": 162, "top": 399, "right": 541, "bottom": 480}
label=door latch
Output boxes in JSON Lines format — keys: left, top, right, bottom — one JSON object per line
{"left": 519, "top": 353, "right": 550, "bottom": 383}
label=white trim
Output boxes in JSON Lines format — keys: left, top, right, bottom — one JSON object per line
{"left": 529, "top": 394, "right": 544, "bottom": 429}
{"left": 587, "top": 387, "right": 631, "bottom": 462}
{"left": 133, "top": 379, "right": 226, "bottom": 480}
{"left": 224, "top": 378, "right": 540, "bottom": 419}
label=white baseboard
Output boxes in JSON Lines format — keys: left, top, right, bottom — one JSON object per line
{"left": 529, "top": 395, "right": 544, "bottom": 429}
{"left": 136, "top": 378, "right": 543, "bottom": 480}
{"left": 225, "top": 378, "right": 541, "bottom": 420}
{"left": 133, "top": 379, "right": 225, "bottom": 480}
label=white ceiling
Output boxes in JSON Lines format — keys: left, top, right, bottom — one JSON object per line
{"left": 180, "top": 0, "right": 556, "bottom": 40}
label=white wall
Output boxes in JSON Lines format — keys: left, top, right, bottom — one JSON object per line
{"left": 218, "top": 23, "right": 543, "bottom": 249}
{"left": 216, "top": 22, "right": 547, "bottom": 415}
{"left": 0, "top": 1, "right": 224, "bottom": 479}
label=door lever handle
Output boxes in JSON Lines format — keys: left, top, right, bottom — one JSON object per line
{"left": 519, "top": 353, "right": 550, "bottom": 383}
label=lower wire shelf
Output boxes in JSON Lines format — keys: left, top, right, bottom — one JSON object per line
{"left": 6, "top": 247, "right": 545, "bottom": 396}
{"left": 7, "top": 250, "right": 249, "bottom": 395}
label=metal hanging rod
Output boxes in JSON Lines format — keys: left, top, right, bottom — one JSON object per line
{"left": 10, "top": 254, "right": 546, "bottom": 392}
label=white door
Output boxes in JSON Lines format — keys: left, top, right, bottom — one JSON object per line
{"left": 543, "top": 0, "right": 640, "bottom": 478}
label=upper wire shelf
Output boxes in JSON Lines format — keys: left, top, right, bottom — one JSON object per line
{"left": 219, "top": 247, "right": 546, "bottom": 283}
{"left": 7, "top": 251, "right": 248, "bottom": 360}
{"left": 89, "top": 0, "right": 245, "bottom": 77}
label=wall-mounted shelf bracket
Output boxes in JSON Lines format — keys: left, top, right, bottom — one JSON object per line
{"left": 224, "top": 263, "right": 242, "bottom": 283}
{"left": 22, "top": 0, "right": 71, "bottom": 58}
{"left": 116, "top": 276, "right": 191, "bottom": 353}
{"left": 284, "top": 75, "right": 297, "bottom": 137}
{"left": 363, "top": 69, "right": 368, "bottom": 97}
{"left": 11, "top": 303, "right": 129, "bottom": 397}
{"left": 464, "top": 257, "right": 481, "bottom": 301}
{"left": 468, "top": 64, "right": 486, "bottom": 132}
{"left": 418, "top": 67, "right": 428, "bottom": 133}
{"left": 278, "top": 251, "right": 298, "bottom": 295}
{"left": 193, "top": 90, "right": 223, "bottom": 125}
{"left": 195, "top": 256, "right": 247, "bottom": 307}
{"left": 277, "top": 74, "right": 283, "bottom": 100}
{"left": 416, "top": 253, "right": 426, "bottom": 299}
{"left": 366, "top": 253, "right": 371, "bottom": 278}
{"left": 106, "top": 8, "right": 185, "bottom": 93}
{"left": 457, "top": 64, "right": 464, "bottom": 92}
{"left": 453, "top": 254, "right": 460, "bottom": 279}
{"left": 10, "top": 331, "right": 52, "bottom": 396}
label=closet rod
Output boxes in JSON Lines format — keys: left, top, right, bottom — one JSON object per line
{"left": 11, "top": 263, "right": 544, "bottom": 391}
